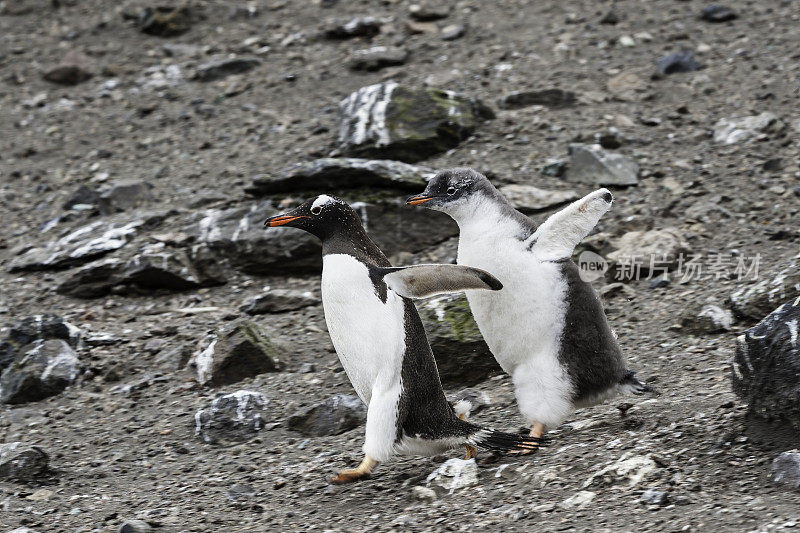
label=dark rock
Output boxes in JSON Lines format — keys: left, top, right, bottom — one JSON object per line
{"left": 195, "top": 320, "right": 284, "bottom": 387}
{"left": 347, "top": 46, "right": 408, "bottom": 72}
{"left": 730, "top": 260, "right": 800, "bottom": 320}
{"left": 440, "top": 24, "right": 466, "bottom": 41}
{"left": 448, "top": 388, "right": 490, "bottom": 417}
{"left": 56, "top": 247, "right": 216, "bottom": 298}
{"left": 418, "top": 295, "right": 501, "bottom": 386}
{"left": 679, "top": 304, "right": 733, "bottom": 334}
{"left": 409, "top": 3, "right": 450, "bottom": 21}
{"left": 598, "top": 129, "right": 623, "bottom": 149}
{"left": 599, "top": 9, "right": 619, "bottom": 24}
{"left": 763, "top": 158, "right": 783, "bottom": 172}
{"left": 43, "top": 50, "right": 92, "bottom": 85}
{"left": 566, "top": 143, "right": 639, "bottom": 186}
{"left": 323, "top": 16, "right": 382, "bottom": 39}
{"left": 496, "top": 184, "right": 579, "bottom": 213}
{"left": 241, "top": 290, "right": 320, "bottom": 315}
{"left": 193, "top": 56, "right": 260, "bottom": 82}
{"left": 0, "top": 442, "right": 49, "bottom": 481}
{"left": 497, "top": 89, "right": 576, "bottom": 110}
{"left": 248, "top": 158, "right": 433, "bottom": 195}
{"left": 138, "top": 6, "right": 193, "bottom": 37}
{"left": 119, "top": 519, "right": 153, "bottom": 533}
{"left": 339, "top": 83, "right": 494, "bottom": 163}
{"left": 195, "top": 390, "right": 271, "bottom": 444}
{"left": 0, "top": 339, "right": 82, "bottom": 404}
{"left": 287, "top": 394, "right": 366, "bottom": 436}
{"left": 184, "top": 203, "right": 321, "bottom": 275}
{"left": 656, "top": 50, "right": 703, "bottom": 76}
{"left": 649, "top": 277, "right": 670, "bottom": 289}
{"left": 700, "top": 5, "right": 737, "bottom": 23}
{"left": 97, "top": 180, "right": 153, "bottom": 215}
{"left": 1, "top": 315, "right": 81, "bottom": 373}
{"left": 541, "top": 159, "right": 567, "bottom": 177}
{"left": 732, "top": 297, "right": 800, "bottom": 428}
{"left": 772, "top": 450, "right": 800, "bottom": 489}
{"left": 63, "top": 185, "right": 99, "bottom": 211}
{"left": 359, "top": 202, "right": 458, "bottom": 255}
{"left": 8, "top": 213, "right": 165, "bottom": 272}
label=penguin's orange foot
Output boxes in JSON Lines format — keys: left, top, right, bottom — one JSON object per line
{"left": 465, "top": 445, "right": 477, "bottom": 460}
{"left": 330, "top": 469, "right": 371, "bottom": 484}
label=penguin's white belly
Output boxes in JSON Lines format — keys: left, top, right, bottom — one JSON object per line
{"left": 459, "top": 238, "right": 575, "bottom": 426}
{"left": 321, "top": 254, "right": 405, "bottom": 405}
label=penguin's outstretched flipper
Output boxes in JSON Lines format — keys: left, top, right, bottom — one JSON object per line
{"left": 375, "top": 264, "right": 503, "bottom": 299}
{"left": 526, "top": 188, "right": 614, "bottom": 262}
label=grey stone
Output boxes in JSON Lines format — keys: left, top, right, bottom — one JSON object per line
{"left": 730, "top": 260, "right": 800, "bottom": 320}
{"left": 241, "top": 290, "right": 320, "bottom": 315}
{"left": 640, "top": 488, "right": 669, "bottom": 505}
{"left": 732, "top": 298, "right": 800, "bottom": 428}
{"left": 713, "top": 112, "right": 780, "bottom": 145}
{"left": 194, "top": 320, "right": 284, "bottom": 387}
{"left": 193, "top": 56, "right": 260, "bottom": 82}
{"left": 195, "top": 390, "right": 270, "bottom": 445}
{"left": 497, "top": 184, "right": 579, "bottom": 213}
{"left": 700, "top": 5, "right": 737, "bottom": 22}
{"left": 97, "top": 180, "right": 153, "bottom": 215}
{"left": 566, "top": 143, "right": 639, "bottom": 186}
{"left": 498, "top": 89, "right": 577, "bottom": 110}
{"left": 287, "top": 394, "right": 366, "bottom": 436}
{"left": 448, "top": 388, "right": 491, "bottom": 417}
{"left": 680, "top": 304, "right": 734, "bottom": 333}
{"left": 63, "top": 184, "right": 99, "bottom": 211}
{"left": 0, "top": 339, "right": 82, "bottom": 404}
{"left": 339, "top": 83, "right": 494, "bottom": 163}
{"left": 323, "top": 17, "right": 382, "bottom": 39}
{"left": 440, "top": 24, "right": 466, "bottom": 41}
{"left": 409, "top": 3, "right": 450, "bottom": 21}
{"left": 1, "top": 314, "right": 81, "bottom": 372}
{"left": 657, "top": 50, "right": 703, "bottom": 76}
{"left": 772, "top": 450, "right": 800, "bottom": 489}
{"left": 184, "top": 203, "right": 321, "bottom": 276}
{"left": 418, "top": 295, "right": 501, "bottom": 386}
{"left": 584, "top": 454, "right": 657, "bottom": 488}
{"left": 347, "top": 46, "right": 408, "bottom": 71}
{"left": 0, "top": 442, "right": 49, "bottom": 481}
{"left": 426, "top": 458, "right": 478, "bottom": 492}
{"left": 606, "top": 228, "right": 691, "bottom": 279}
{"left": 247, "top": 158, "right": 433, "bottom": 195}
{"left": 43, "top": 50, "right": 92, "bottom": 86}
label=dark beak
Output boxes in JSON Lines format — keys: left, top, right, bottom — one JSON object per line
{"left": 406, "top": 194, "right": 434, "bottom": 206}
{"left": 264, "top": 213, "right": 309, "bottom": 228}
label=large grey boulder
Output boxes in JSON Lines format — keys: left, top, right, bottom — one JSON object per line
{"left": 418, "top": 295, "right": 501, "bottom": 386}
{"left": 339, "top": 83, "right": 494, "bottom": 162}
{"left": 566, "top": 143, "right": 639, "bottom": 186}
{"left": 0, "top": 340, "right": 82, "bottom": 404}
{"left": 248, "top": 158, "right": 433, "bottom": 195}
{"left": 287, "top": 394, "right": 367, "bottom": 436}
{"left": 713, "top": 112, "right": 781, "bottom": 145}
{"left": 195, "top": 391, "right": 271, "bottom": 445}
{"left": 0, "top": 442, "right": 49, "bottom": 481}
{"left": 732, "top": 297, "right": 800, "bottom": 428}
{"left": 772, "top": 450, "right": 800, "bottom": 490}
{"left": 0, "top": 314, "right": 81, "bottom": 372}
{"left": 730, "top": 259, "right": 800, "bottom": 320}
{"left": 194, "top": 320, "right": 285, "bottom": 387}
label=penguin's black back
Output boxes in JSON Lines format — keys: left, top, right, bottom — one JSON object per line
{"left": 557, "top": 261, "right": 627, "bottom": 402}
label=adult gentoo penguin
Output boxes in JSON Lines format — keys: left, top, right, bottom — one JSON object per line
{"left": 407, "top": 169, "right": 653, "bottom": 442}
{"left": 264, "top": 194, "right": 543, "bottom": 483}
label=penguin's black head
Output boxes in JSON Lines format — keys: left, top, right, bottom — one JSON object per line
{"left": 264, "top": 194, "right": 360, "bottom": 241}
{"left": 406, "top": 168, "right": 493, "bottom": 213}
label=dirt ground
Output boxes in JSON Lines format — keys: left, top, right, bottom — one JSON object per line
{"left": 1, "top": 0, "right": 799, "bottom": 531}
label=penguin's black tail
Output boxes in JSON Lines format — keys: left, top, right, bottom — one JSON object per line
{"left": 619, "top": 369, "right": 659, "bottom": 395}
{"left": 466, "top": 424, "right": 546, "bottom": 454}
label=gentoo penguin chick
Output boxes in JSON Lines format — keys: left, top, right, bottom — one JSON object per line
{"left": 407, "top": 169, "right": 653, "bottom": 442}
{"left": 264, "top": 194, "right": 543, "bottom": 483}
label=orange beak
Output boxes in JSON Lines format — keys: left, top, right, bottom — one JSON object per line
{"left": 406, "top": 195, "right": 434, "bottom": 206}
{"left": 264, "top": 215, "right": 309, "bottom": 227}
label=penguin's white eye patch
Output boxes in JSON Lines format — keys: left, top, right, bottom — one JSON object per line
{"left": 310, "top": 206, "right": 322, "bottom": 215}
{"left": 447, "top": 187, "right": 457, "bottom": 195}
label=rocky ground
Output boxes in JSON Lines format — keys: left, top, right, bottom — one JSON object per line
{"left": 1, "top": 0, "right": 800, "bottom": 531}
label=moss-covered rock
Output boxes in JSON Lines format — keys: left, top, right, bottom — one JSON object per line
{"left": 195, "top": 320, "right": 285, "bottom": 387}
{"left": 418, "top": 295, "right": 501, "bottom": 386}
{"left": 339, "top": 83, "right": 494, "bottom": 163}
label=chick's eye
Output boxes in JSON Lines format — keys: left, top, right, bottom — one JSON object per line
{"left": 447, "top": 187, "right": 457, "bottom": 195}
{"left": 311, "top": 206, "right": 322, "bottom": 215}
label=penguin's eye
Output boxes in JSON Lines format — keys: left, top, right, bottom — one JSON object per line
{"left": 447, "top": 186, "right": 457, "bottom": 195}
{"left": 310, "top": 206, "right": 322, "bottom": 215}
